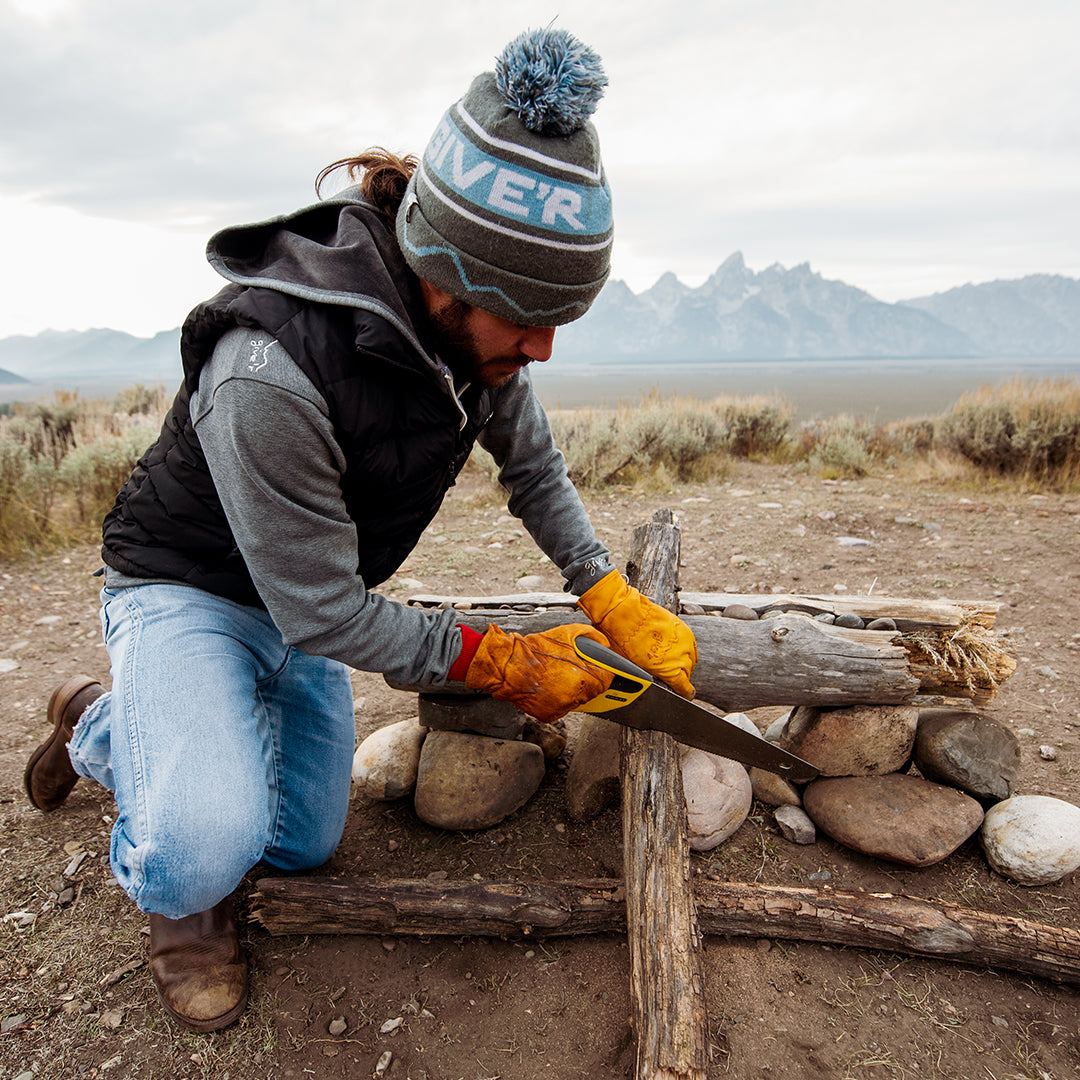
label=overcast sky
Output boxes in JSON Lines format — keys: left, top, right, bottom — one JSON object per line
{"left": 1, "top": 0, "right": 1077, "bottom": 339}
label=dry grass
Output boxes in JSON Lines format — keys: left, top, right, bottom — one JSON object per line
{"left": 2, "top": 377, "right": 1079, "bottom": 562}
{"left": 901, "top": 623, "right": 1017, "bottom": 700}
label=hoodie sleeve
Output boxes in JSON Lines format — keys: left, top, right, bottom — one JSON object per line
{"left": 477, "top": 367, "right": 614, "bottom": 596}
{"left": 189, "top": 327, "right": 463, "bottom": 684}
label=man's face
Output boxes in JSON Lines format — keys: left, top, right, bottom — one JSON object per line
{"left": 422, "top": 285, "right": 556, "bottom": 389}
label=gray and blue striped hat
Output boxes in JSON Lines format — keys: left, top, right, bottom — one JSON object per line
{"left": 396, "top": 28, "right": 612, "bottom": 327}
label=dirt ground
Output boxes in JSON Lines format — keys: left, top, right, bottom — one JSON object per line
{"left": 2, "top": 459, "right": 1079, "bottom": 1080}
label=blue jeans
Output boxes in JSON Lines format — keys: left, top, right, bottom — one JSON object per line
{"left": 69, "top": 584, "right": 355, "bottom": 919}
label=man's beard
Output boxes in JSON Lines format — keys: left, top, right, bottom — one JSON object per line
{"left": 427, "top": 297, "right": 527, "bottom": 389}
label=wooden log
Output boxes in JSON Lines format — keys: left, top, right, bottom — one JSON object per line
{"left": 404, "top": 591, "right": 1001, "bottom": 632}
{"left": 679, "top": 592, "right": 1000, "bottom": 631}
{"left": 682, "top": 614, "right": 919, "bottom": 711}
{"left": 390, "top": 609, "right": 987, "bottom": 709}
{"left": 249, "top": 876, "right": 1080, "bottom": 987}
{"left": 621, "top": 509, "right": 708, "bottom": 1080}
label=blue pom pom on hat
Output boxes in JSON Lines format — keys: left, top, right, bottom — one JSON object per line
{"left": 495, "top": 27, "right": 608, "bottom": 136}
{"left": 396, "top": 26, "right": 613, "bottom": 327}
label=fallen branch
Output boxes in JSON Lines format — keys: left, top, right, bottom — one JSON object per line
{"left": 249, "top": 876, "right": 1080, "bottom": 987}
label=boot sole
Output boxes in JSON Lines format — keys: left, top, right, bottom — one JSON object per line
{"left": 24, "top": 675, "right": 102, "bottom": 812}
{"left": 156, "top": 983, "right": 250, "bottom": 1033}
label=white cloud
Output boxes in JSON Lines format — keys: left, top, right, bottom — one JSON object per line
{"left": 0, "top": 0, "right": 1077, "bottom": 335}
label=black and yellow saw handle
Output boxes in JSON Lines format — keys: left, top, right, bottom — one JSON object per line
{"left": 573, "top": 635, "right": 653, "bottom": 715}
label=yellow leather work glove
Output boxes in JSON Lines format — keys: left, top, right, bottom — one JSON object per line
{"left": 464, "top": 624, "right": 614, "bottom": 724}
{"left": 577, "top": 569, "right": 698, "bottom": 699}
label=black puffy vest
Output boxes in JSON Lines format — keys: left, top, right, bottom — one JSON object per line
{"left": 101, "top": 281, "right": 495, "bottom": 609}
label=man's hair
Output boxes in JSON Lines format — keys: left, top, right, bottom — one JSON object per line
{"left": 315, "top": 148, "right": 418, "bottom": 218}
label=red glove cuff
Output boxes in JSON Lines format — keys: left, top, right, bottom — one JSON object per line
{"left": 448, "top": 624, "right": 484, "bottom": 682}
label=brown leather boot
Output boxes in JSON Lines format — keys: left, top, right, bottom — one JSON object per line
{"left": 24, "top": 676, "right": 105, "bottom": 812}
{"left": 149, "top": 898, "right": 249, "bottom": 1032}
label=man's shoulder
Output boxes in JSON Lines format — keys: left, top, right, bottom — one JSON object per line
{"left": 192, "top": 327, "right": 326, "bottom": 414}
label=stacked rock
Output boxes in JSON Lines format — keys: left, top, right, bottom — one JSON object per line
{"left": 352, "top": 694, "right": 563, "bottom": 831}
{"left": 352, "top": 692, "right": 761, "bottom": 850}
{"left": 350, "top": 683, "right": 1080, "bottom": 885}
{"left": 759, "top": 701, "right": 1080, "bottom": 886}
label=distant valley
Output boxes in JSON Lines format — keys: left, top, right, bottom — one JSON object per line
{"left": 1, "top": 259, "right": 1078, "bottom": 396}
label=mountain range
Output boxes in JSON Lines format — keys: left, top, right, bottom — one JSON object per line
{"left": 1, "top": 258, "right": 1078, "bottom": 389}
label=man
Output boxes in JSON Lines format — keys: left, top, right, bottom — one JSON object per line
{"left": 24, "top": 28, "right": 697, "bottom": 1032}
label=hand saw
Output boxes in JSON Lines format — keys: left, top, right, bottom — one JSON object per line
{"left": 574, "top": 635, "right": 818, "bottom": 783}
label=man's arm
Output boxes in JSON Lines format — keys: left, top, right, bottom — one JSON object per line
{"left": 190, "top": 328, "right": 462, "bottom": 685}
{"left": 476, "top": 367, "right": 614, "bottom": 596}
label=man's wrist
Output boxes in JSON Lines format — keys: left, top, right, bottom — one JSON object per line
{"left": 448, "top": 624, "right": 484, "bottom": 681}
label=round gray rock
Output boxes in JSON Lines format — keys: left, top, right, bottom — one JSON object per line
{"left": 414, "top": 731, "right": 545, "bottom": 830}
{"left": 803, "top": 774, "right": 984, "bottom": 867}
{"left": 722, "top": 604, "right": 759, "bottom": 620}
{"left": 981, "top": 795, "right": 1080, "bottom": 886}
{"left": 914, "top": 708, "right": 1020, "bottom": 802}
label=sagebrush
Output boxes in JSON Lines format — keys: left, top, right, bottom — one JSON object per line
{"left": 3, "top": 377, "right": 1078, "bottom": 562}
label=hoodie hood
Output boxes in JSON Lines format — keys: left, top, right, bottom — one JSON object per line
{"left": 206, "top": 187, "right": 436, "bottom": 365}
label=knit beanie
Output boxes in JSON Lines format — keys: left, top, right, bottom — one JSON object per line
{"left": 396, "top": 27, "right": 612, "bottom": 327}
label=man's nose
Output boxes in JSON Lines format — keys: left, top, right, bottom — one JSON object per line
{"left": 519, "top": 325, "right": 556, "bottom": 362}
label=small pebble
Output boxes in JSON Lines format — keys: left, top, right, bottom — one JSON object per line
{"left": 834, "top": 613, "right": 865, "bottom": 629}
{"left": 328, "top": 1016, "right": 347, "bottom": 1036}
{"left": 808, "top": 870, "right": 832, "bottom": 882}
{"left": 1040, "top": 745, "right": 1058, "bottom": 761}
{"left": 64, "top": 851, "right": 89, "bottom": 877}
{"left": 375, "top": 1050, "right": 393, "bottom": 1077}
{"left": 722, "top": 604, "right": 759, "bottom": 621}
{"left": 380, "top": 1016, "right": 403, "bottom": 1034}
{"left": 387, "top": 840, "right": 400, "bottom": 852}
{"left": 100, "top": 1008, "right": 124, "bottom": 1030}
{"left": 865, "top": 618, "right": 897, "bottom": 631}
{"left": 813, "top": 612, "right": 836, "bottom": 624}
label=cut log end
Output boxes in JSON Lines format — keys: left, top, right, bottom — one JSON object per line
{"left": 901, "top": 623, "right": 1016, "bottom": 703}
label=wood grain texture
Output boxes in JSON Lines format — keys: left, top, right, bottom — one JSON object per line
{"left": 249, "top": 876, "right": 1080, "bottom": 986}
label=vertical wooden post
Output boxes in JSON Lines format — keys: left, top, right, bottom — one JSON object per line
{"left": 621, "top": 509, "right": 708, "bottom": 1080}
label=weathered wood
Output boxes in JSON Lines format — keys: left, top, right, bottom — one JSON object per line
{"left": 249, "top": 876, "right": 1080, "bottom": 987}
{"left": 390, "top": 608, "right": 999, "bottom": 708}
{"left": 679, "top": 593, "right": 1000, "bottom": 630}
{"left": 682, "top": 614, "right": 919, "bottom": 711}
{"left": 621, "top": 509, "right": 708, "bottom": 1080}
{"left": 404, "top": 591, "right": 1000, "bottom": 632}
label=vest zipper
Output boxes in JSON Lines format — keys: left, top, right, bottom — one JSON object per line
{"left": 440, "top": 366, "right": 470, "bottom": 433}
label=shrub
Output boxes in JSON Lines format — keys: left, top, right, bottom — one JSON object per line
{"left": 936, "top": 378, "right": 1080, "bottom": 484}
{"left": 721, "top": 398, "right": 792, "bottom": 458}
{"left": 547, "top": 392, "right": 742, "bottom": 488}
{"left": 58, "top": 425, "right": 158, "bottom": 524}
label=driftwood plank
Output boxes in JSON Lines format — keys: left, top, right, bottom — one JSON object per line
{"left": 249, "top": 876, "right": 1080, "bottom": 987}
{"left": 622, "top": 510, "right": 708, "bottom": 1080}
